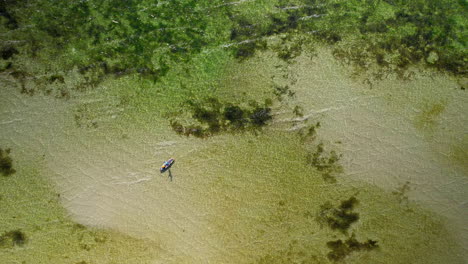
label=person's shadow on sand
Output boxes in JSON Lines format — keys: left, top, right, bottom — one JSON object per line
{"left": 167, "top": 169, "right": 173, "bottom": 181}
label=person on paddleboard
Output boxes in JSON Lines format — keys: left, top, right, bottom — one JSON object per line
{"left": 160, "top": 158, "right": 175, "bottom": 173}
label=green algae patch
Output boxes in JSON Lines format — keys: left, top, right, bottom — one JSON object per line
{"left": 0, "top": 160, "right": 162, "bottom": 264}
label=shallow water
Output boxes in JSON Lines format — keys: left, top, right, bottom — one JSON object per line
{"left": 1, "top": 1, "right": 467, "bottom": 263}
{"left": 289, "top": 50, "right": 468, "bottom": 251}
{"left": 1, "top": 46, "right": 467, "bottom": 263}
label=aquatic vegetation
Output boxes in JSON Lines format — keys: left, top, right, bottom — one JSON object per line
{"left": 6, "top": 66, "right": 100, "bottom": 99}
{"left": 0, "top": 0, "right": 234, "bottom": 104}
{"left": 77, "top": 230, "right": 107, "bottom": 251}
{"left": 272, "top": 34, "right": 306, "bottom": 63}
{"left": 273, "top": 84, "right": 295, "bottom": 101}
{"left": 74, "top": 105, "right": 100, "bottom": 129}
{"left": 293, "top": 105, "right": 304, "bottom": 117}
{"left": 223, "top": 105, "right": 246, "bottom": 128}
{"left": 234, "top": 40, "right": 268, "bottom": 61}
{"left": 414, "top": 102, "right": 446, "bottom": 130}
{"left": 392, "top": 181, "right": 411, "bottom": 204}
{"left": 0, "top": 229, "right": 26, "bottom": 248}
{"left": 228, "top": 0, "right": 467, "bottom": 75}
{"left": 0, "top": 46, "right": 18, "bottom": 60}
{"left": 306, "top": 142, "right": 343, "bottom": 182}
{"left": 47, "top": 74, "right": 65, "bottom": 84}
{"left": 317, "top": 197, "right": 360, "bottom": 233}
{"left": 0, "top": 148, "right": 15, "bottom": 176}
{"left": 316, "top": 197, "right": 379, "bottom": 261}
{"left": 317, "top": 0, "right": 467, "bottom": 75}
{"left": 326, "top": 234, "right": 378, "bottom": 262}
{"left": 170, "top": 97, "right": 273, "bottom": 138}
{"left": 298, "top": 122, "right": 321, "bottom": 141}
{"left": 0, "top": 1, "right": 18, "bottom": 30}
{"left": 0, "top": 0, "right": 464, "bottom": 117}
{"left": 249, "top": 106, "right": 273, "bottom": 127}
{"left": 228, "top": 14, "right": 268, "bottom": 61}
{"left": 227, "top": 1, "right": 318, "bottom": 62}
{"left": 1, "top": 0, "right": 230, "bottom": 78}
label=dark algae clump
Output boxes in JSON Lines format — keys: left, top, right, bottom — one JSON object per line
{"left": 316, "top": 197, "right": 380, "bottom": 261}
{"left": 317, "top": 196, "right": 360, "bottom": 233}
{"left": 306, "top": 142, "right": 343, "bottom": 182}
{"left": 326, "top": 234, "right": 379, "bottom": 262}
{"left": 170, "top": 97, "right": 272, "bottom": 138}
{"left": 273, "top": 84, "right": 295, "bottom": 101}
{"left": 0, "top": 1, "right": 18, "bottom": 30}
{"left": 0, "top": 46, "right": 18, "bottom": 60}
{"left": 249, "top": 106, "right": 273, "bottom": 127}
{"left": 0, "top": 148, "right": 15, "bottom": 176}
{"left": 0, "top": 229, "right": 26, "bottom": 248}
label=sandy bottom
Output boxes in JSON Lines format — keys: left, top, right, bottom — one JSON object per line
{"left": 288, "top": 50, "right": 468, "bottom": 252}
{"left": 1, "top": 48, "right": 466, "bottom": 263}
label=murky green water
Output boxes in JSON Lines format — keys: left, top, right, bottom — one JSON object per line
{"left": 1, "top": 0, "right": 467, "bottom": 263}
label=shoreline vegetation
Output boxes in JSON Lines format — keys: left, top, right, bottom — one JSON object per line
{"left": 0, "top": 0, "right": 466, "bottom": 263}
{"left": 0, "top": 0, "right": 466, "bottom": 94}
